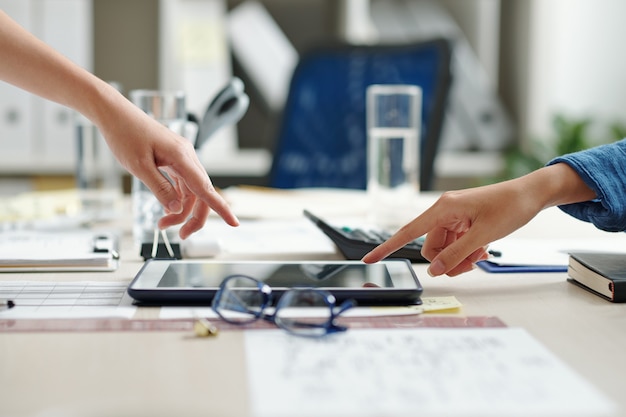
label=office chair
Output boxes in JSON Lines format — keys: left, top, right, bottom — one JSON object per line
{"left": 268, "top": 38, "right": 453, "bottom": 191}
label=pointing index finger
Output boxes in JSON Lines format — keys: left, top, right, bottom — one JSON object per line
{"left": 361, "top": 212, "right": 435, "bottom": 263}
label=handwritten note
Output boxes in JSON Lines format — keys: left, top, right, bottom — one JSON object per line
{"left": 244, "top": 328, "right": 614, "bottom": 417}
{"left": 420, "top": 295, "right": 462, "bottom": 312}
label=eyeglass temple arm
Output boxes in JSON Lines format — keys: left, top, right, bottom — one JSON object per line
{"left": 333, "top": 299, "right": 357, "bottom": 317}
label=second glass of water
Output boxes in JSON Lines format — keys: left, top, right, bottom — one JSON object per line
{"left": 366, "top": 84, "right": 422, "bottom": 229}
{"left": 74, "top": 113, "right": 123, "bottom": 221}
{"left": 129, "top": 90, "right": 187, "bottom": 250}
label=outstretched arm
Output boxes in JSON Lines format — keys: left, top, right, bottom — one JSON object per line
{"left": 362, "top": 163, "right": 596, "bottom": 276}
{"left": 0, "top": 10, "right": 238, "bottom": 238}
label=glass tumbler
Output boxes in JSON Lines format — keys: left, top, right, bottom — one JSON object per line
{"left": 366, "top": 84, "right": 422, "bottom": 229}
{"left": 129, "top": 90, "right": 187, "bottom": 250}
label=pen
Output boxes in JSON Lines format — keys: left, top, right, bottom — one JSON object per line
{"left": 1, "top": 299, "right": 15, "bottom": 310}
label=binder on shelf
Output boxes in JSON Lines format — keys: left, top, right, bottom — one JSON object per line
{"left": 0, "top": 0, "right": 93, "bottom": 172}
{"left": 37, "top": 0, "right": 93, "bottom": 165}
{"left": 0, "top": 0, "right": 34, "bottom": 161}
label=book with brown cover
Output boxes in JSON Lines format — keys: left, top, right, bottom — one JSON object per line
{"left": 568, "top": 252, "right": 626, "bottom": 302}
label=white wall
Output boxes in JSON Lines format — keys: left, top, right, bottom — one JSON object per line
{"left": 527, "top": 0, "right": 626, "bottom": 141}
{"left": 440, "top": 0, "right": 501, "bottom": 88}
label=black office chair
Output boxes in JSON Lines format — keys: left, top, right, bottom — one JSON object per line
{"left": 268, "top": 38, "right": 453, "bottom": 191}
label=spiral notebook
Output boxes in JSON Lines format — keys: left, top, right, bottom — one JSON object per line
{"left": 0, "top": 230, "right": 119, "bottom": 272}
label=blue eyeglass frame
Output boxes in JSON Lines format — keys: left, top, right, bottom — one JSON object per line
{"left": 211, "top": 274, "right": 356, "bottom": 336}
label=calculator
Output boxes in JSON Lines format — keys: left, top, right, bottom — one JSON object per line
{"left": 303, "top": 210, "right": 428, "bottom": 263}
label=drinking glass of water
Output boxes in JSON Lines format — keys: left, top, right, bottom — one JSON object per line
{"left": 129, "top": 90, "right": 187, "bottom": 251}
{"left": 366, "top": 84, "right": 422, "bottom": 229}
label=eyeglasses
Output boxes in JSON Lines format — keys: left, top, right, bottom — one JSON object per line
{"left": 211, "top": 274, "right": 356, "bottom": 337}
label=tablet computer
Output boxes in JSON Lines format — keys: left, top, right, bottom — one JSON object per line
{"left": 127, "top": 259, "right": 422, "bottom": 306}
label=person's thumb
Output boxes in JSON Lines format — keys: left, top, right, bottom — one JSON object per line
{"left": 427, "top": 230, "right": 485, "bottom": 276}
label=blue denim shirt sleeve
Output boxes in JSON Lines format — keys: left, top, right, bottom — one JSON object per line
{"left": 546, "top": 138, "right": 626, "bottom": 232}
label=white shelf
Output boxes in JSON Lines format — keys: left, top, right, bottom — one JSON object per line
{"left": 0, "top": 156, "right": 74, "bottom": 175}
{"left": 203, "top": 148, "right": 272, "bottom": 177}
{"left": 435, "top": 150, "right": 504, "bottom": 178}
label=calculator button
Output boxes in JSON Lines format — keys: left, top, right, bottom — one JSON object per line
{"left": 405, "top": 243, "right": 422, "bottom": 250}
{"left": 366, "top": 230, "right": 388, "bottom": 243}
{"left": 349, "top": 229, "right": 379, "bottom": 243}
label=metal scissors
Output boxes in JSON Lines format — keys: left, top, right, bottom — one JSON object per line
{"left": 194, "top": 77, "right": 250, "bottom": 150}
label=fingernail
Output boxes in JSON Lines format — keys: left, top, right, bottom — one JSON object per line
{"left": 168, "top": 200, "right": 182, "bottom": 213}
{"left": 427, "top": 259, "right": 445, "bottom": 277}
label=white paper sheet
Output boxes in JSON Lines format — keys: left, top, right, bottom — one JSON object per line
{"left": 244, "top": 328, "right": 615, "bottom": 417}
{"left": 159, "top": 297, "right": 460, "bottom": 319}
{"left": 0, "top": 281, "right": 136, "bottom": 319}
{"left": 159, "top": 305, "right": 424, "bottom": 320}
{"left": 220, "top": 186, "right": 370, "bottom": 220}
{"left": 194, "top": 218, "right": 337, "bottom": 257}
{"left": 487, "top": 237, "right": 626, "bottom": 266}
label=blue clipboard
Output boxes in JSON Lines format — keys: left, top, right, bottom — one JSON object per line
{"left": 476, "top": 260, "right": 568, "bottom": 274}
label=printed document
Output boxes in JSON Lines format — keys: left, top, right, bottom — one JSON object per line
{"left": 244, "top": 328, "right": 614, "bottom": 417}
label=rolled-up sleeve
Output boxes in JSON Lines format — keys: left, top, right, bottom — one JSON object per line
{"left": 547, "top": 138, "right": 626, "bottom": 232}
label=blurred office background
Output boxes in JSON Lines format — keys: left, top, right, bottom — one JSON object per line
{"left": 1, "top": 0, "right": 626, "bottom": 193}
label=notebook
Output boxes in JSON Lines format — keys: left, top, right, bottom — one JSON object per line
{"left": 0, "top": 230, "right": 119, "bottom": 272}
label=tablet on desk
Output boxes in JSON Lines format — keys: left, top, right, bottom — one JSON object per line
{"left": 127, "top": 259, "right": 422, "bottom": 306}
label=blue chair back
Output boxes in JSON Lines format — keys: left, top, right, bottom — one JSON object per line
{"left": 269, "top": 38, "right": 453, "bottom": 191}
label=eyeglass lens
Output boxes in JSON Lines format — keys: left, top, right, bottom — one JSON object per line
{"left": 212, "top": 275, "right": 352, "bottom": 336}
{"left": 212, "top": 275, "right": 268, "bottom": 323}
{"left": 275, "top": 289, "right": 335, "bottom": 337}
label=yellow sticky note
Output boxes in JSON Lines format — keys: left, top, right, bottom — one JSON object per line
{"left": 180, "top": 20, "right": 226, "bottom": 65}
{"left": 420, "top": 296, "right": 462, "bottom": 313}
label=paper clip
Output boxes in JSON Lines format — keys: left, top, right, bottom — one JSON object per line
{"left": 194, "top": 317, "right": 219, "bottom": 337}
{"left": 152, "top": 228, "right": 174, "bottom": 259}
{"left": 140, "top": 227, "right": 182, "bottom": 260}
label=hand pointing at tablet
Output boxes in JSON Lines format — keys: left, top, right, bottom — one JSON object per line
{"left": 0, "top": 10, "right": 239, "bottom": 238}
{"left": 362, "top": 163, "right": 597, "bottom": 276}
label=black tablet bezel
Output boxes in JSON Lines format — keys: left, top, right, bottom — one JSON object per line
{"left": 127, "top": 259, "right": 422, "bottom": 306}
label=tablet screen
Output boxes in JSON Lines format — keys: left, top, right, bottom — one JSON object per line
{"left": 156, "top": 262, "right": 410, "bottom": 289}
{"left": 128, "top": 260, "right": 422, "bottom": 305}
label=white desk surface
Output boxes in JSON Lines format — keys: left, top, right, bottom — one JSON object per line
{"left": 1, "top": 190, "right": 626, "bottom": 417}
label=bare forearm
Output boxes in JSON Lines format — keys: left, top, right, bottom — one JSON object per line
{"left": 0, "top": 10, "right": 109, "bottom": 121}
{"left": 518, "top": 163, "right": 597, "bottom": 210}
{"left": 363, "top": 162, "right": 597, "bottom": 275}
{"left": 0, "top": 10, "right": 239, "bottom": 235}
